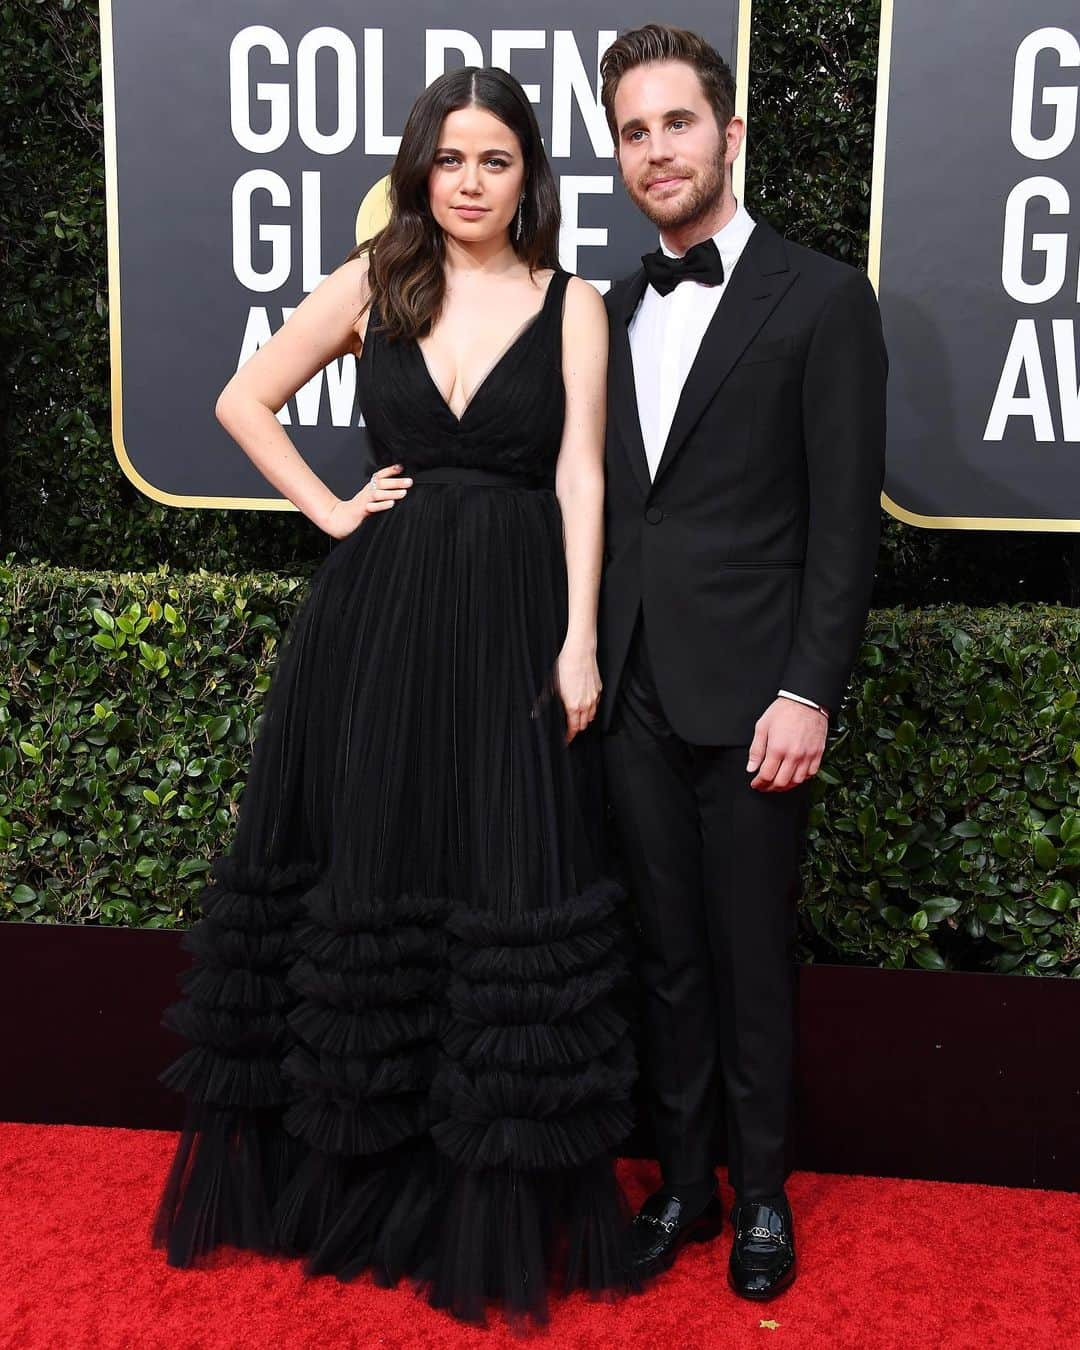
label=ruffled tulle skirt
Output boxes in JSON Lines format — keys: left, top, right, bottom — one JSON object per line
{"left": 151, "top": 480, "right": 642, "bottom": 1326}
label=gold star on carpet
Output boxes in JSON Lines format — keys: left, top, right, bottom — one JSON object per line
{"left": 759, "top": 1319, "right": 781, "bottom": 1331}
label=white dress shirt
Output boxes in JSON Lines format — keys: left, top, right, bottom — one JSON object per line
{"left": 629, "top": 198, "right": 757, "bottom": 479}
{"left": 627, "top": 200, "right": 827, "bottom": 719}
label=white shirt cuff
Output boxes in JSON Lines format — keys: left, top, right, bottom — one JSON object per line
{"left": 778, "top": 689, "right": 829, "bottom": 717}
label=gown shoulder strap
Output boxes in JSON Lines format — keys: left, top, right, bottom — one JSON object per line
{"left": 358, "top": 296, "right": 380, "bottom": 369}
{"left": 541, "top": 269, "right": 573, "bottom": 358}
{"left": 545, "top": 267, "right": 573, "bottom": 312}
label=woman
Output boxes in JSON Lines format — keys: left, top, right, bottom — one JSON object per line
{"left": 151, "top": 66, "right": 641, "bottom": 1327}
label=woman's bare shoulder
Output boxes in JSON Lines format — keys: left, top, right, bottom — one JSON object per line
{"left": 328, "top": 254, "right": 372, "bottom": 356}
{"left": 562, "top": 274, "right": 607, "bottom": 326}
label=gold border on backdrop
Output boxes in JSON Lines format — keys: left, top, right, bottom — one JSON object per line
{"left": 733, "top": 0, "right": 751, "bottom": 203}
{"left": 100, "top": 0, "right": 295, "bottom": 511}
{"left": 869, "top": 0, "right": 1080, "bottom": 532}
{"left": 101, "top": 4, "right": 757, "bottom": 512}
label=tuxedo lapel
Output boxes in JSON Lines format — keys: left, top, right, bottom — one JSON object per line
{"left": 650, "top": 221, "right": 798, "bottom": 493}
{"left": 608, "top": 268, "right": 652, "bottom": 499}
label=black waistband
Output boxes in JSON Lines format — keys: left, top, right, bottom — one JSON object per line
{"left": 408, "top": 467, "right": 555, "bottom": 491}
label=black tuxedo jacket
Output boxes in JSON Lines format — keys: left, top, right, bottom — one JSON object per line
{"left": 598, "top": 217, "right": 888, "bottom": 746}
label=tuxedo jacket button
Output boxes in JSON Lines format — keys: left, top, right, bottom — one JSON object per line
{"left": 644, "top": 506, "right": 664, "bottom": 525}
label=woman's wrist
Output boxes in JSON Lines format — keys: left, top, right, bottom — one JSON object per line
{"left": 562, "top": 627, "right": 597, "bottom": 655}
{"left": 316, "top": 497, "right": 345, "bottom": 533}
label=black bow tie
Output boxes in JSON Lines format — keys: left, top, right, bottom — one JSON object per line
{"left": 641, "top": 238, "right": 725, "bottom": 297}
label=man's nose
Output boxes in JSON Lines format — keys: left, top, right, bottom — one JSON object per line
{"left": 646, "top": 134, "right": 675, "bottom": 162}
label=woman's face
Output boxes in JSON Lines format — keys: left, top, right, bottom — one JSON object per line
{"left": 426, "top": 104, "right": 526, "bottom": 246}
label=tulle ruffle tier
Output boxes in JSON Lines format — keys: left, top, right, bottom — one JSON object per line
{"left": 152, "top": 808, "right": 642, "bottom": 1327}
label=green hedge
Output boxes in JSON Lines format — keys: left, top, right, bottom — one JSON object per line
{"left": 4, "top": 561, "right": 1078, "bottom": 976}
{"left": 806, "top": 608, "right": 1080, "bottom": 976}
{"left": 1, "top": 560, "right": 304, "bottom": 928}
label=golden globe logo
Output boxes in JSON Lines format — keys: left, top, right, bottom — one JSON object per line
{"left": 356, "top": 175, "right": 392, "bottom": 243}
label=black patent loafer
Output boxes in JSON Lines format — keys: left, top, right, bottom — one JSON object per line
{"left": 727, "top": 1198, "right": 797, "bottom": 1300}
{"left": 630, "top": 1185, "right": 725, "bottom": 1278}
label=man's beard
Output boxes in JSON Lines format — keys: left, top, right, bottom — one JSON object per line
{"left": 627, "top": 149, "right": 726, "bottom": 231}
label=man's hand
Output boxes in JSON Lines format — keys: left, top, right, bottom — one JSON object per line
{"left": 746, "top": 698, "right": 828, "bottom": 791}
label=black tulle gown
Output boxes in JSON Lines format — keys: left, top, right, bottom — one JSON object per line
{"left": 151, "top": 268, "right": 642, "bottom": 1325}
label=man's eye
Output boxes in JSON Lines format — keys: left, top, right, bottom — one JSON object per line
{"left": 671, "top": 120, "right": 688, "bottom": 130}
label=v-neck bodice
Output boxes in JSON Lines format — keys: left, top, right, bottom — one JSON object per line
{"left": 357, "top": 270, "right": 571, "bottom": 482}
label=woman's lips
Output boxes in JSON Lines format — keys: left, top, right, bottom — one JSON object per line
{"left": 453, "top": 206, "right": 490, "bottom": 217}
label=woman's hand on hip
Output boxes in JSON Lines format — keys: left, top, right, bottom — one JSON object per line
{"left": 322, "top": 464, "right": 412, "bottom": 539}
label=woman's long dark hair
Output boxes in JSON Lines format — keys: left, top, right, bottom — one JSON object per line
{"left": 347, "top": 67, "right": 561, "bottom": 342}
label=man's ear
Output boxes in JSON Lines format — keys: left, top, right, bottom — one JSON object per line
{"left": 725, "top": 115, "right": 746, "bottom": 160}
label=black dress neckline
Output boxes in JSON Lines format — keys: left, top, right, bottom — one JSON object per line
{"left": 412, "top": 269, "right": 567, "bottom": 428}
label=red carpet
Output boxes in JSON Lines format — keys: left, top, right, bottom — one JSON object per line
{"left": 1, "top": 1122, "right": 1077, "bottom": 1348}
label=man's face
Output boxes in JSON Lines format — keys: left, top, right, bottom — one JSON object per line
{"left": 612, "top": 60, "right": 742, "bottom": 231}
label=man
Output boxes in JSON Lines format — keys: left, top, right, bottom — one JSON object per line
{"left": 597, "top": 24, "right": 887, "bottom": 1300}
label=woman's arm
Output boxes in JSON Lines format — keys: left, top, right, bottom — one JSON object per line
{"left": 554, "top": 274, "right": 609, "bottom": 740}
{"left": 214, "top": 254, "right": 410, "bottom": 536}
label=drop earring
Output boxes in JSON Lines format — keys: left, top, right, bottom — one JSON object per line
{"left": 514, "top": 194, "right": 524, "bottom": 242}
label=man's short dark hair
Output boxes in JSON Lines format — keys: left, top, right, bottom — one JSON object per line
{"left": 600, "top": 22, "right": 736, "bottom": 143}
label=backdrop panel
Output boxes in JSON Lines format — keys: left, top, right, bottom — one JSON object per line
{"left": 871, "top": 1, "right": 1080, "bottom": 530}
{"left": 101, "top": 1, "right": 749, "bottom": 510}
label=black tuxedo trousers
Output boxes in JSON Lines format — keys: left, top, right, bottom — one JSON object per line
{"left": 604, "top": 611, "right": 810, "bottom": 1198}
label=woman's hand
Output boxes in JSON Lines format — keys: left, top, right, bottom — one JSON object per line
{"left": 322, "top": 464, "right": 413, "bottom": 539}
{"left": 556, "top": 638, "right": 602, "bottom": 743}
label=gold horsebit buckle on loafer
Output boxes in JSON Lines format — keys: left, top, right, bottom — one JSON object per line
{"left": 639, "top": 1214, "right": 679, "bottom": 1234}
{"left": 742, "top": 1223, "right": 789, "bottom": 1245}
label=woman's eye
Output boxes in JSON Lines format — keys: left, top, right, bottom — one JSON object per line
{"left": 434, "top": 155, "right": 508, "bottom": 169}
